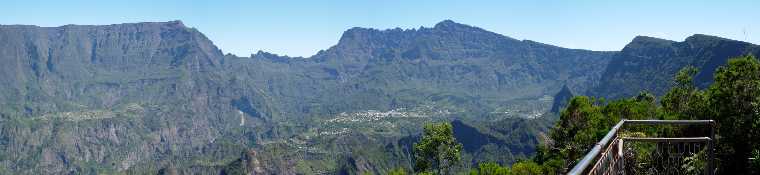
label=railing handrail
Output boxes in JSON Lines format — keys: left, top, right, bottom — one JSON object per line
{"left": 624, "top": 119, "right": 715, "bottom": 125}
{"left": 567, "top": 119, "right": 625, "bottom": 175}
{"left": 567, "top": 119, "right": 715, "bottom": 175}
{"left": 622, "top": 137, "right": 711, "bottom": 142}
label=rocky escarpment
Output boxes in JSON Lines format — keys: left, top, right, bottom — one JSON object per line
{"left": 3, "top": 20, "right": 756, "bottom": 174}
{"left": 550, "top": 85, "right": 574, "bottom": 113}
{"left": 591, "top": 34, "right": 760, "bottom": 99}
{"left": 0, "top": 21, "right": 271, "bottom": 174}
{"left": 0, "top": 20, "right": 616, "bottom": 174}
{"left": 0, "top": 19, "right": 621, "bottom": 174}
{"left": 0, "top": 20, "right": 225, "bottom": 115}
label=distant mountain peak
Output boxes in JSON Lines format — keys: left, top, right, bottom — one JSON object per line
{"left": 551, "top": 84, "right": 575, "bottom": 113}
{"left": 629, "top": 34, "right": 746, "bottom": 46}
{"left": 321, "top": 20, "right": 528, "bottom": 62}
{"left": 343, "top": 26, "right": 375, "bottom": 33}
{"left": 335, "top": 27, "right": 375, "bottom": 49}
{"left": 167, "top": 20, "right": 185, "bottom": 26}
{"left": 684, "top": 34, "right": 749, "bottom": 46}
{"left": 137, "top": 20, "right": 185, "bottom": 26}
{"left": 335, "top": 20, "right": 498, "bottom": 46}
{"left": 434, "top": 20, "right": 459, "bottom": 27}
{"left": 58, "top": 20, "right": 187, "bottom": 29}
{"left": 252, "top": 50, "right": 277, "bottom": 57}
{"left": 433, "top": 20, "right": 478, "bottom": 31}
{"left": 1, "top": 20, "right": 188, "bottom": 30}
{"left": 686, "top": 34, "right": 723, "bottom": 40}
{"left": 630, "top": 35, "right": 675, "bottom": 44}
{"left": 251, "top": 50, "right": 305, "bottom": 61}
{"left": 620, "top": 35, "right": 677, "bottom": 54}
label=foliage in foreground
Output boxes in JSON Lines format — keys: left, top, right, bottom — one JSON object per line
{"left": 460, "top": 56, "right": 760, "bottom": 174}
{"left": 403, "top": 55, "right": 760, "bottom": 175}
{"left": 528, "top": 55, "right": 760, "bottom": 174}
{"left": 414, "top": 122, "right": 463, "bottom": 175}
{"left": 467, "top": 161, "right": 542, "bottom": 175}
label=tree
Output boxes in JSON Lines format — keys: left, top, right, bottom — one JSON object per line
{"left": 539, "top": 93, "right": 661, "bottom": 173}
{"left": 534, "top": 55, "right": 760, "bottom": 174}
{"left": 705, "top": 55, "right": 760, "bottom": 173}
{"left": 387, "top": 167, "right": 408, "bottom": 175}
{"left": 414, "top": 122, "right": 463, "bottom": 175}
{"left": 662, "top": 66, "right": 708, "bottom": 120}
{"left": 510, "top": 161, "right": 543, "bottom": 175}
{"left": 543, "top": 96, "right": 603, "bottom": 172}
{"left": 470, "top": 162, "right": 510, "bottom": 175}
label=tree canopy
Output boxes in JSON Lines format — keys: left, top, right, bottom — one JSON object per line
{"left": 414, "top": 122, "right": 464, "bottom": 175}
{"left": 408, "top": 55, "right": 760, "bottom": 174}
{"left": 530, "top": 55, "right": 760, "bottom": 174}
{"left": 705, "top": 55, "right": 760, "bottom": 173}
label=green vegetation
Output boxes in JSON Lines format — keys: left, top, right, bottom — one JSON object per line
{"left": 2, "top": 20, "right": 759, "bottom": 174}
{"left": 706, "top": 55, "right": 760, "bottom": 172}
{"left": 467, "top": 161, "right": 543, "bottom": 175}
{"left": 414, "top": 122, "right": 463, "bottom": 175}
{"left": 388, "top": 167, "right": 409, "bottom": 175}
{"left": 517, "top": 55, "right": 760, "bottom": 174}
{"left": 593, "top": 35, "right": 760, "bottom": 99}
{"left": 510, "top": 161, "right": 543, "bottom": 175}
{"left": 531, "top": 93, "right": 660, "bottom": 173}
{"left": 470, "top": 162, "right": 510, "bottom": 175}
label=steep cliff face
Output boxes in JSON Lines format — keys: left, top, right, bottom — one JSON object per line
{"left": 4, "top": 20, "right": 756, "bottom": 174}
{"left": 0, "top": 19, "right": 616, "bottom": 174}
{"left": 551, "top": 85, "right": 574, "bottom": 113}
{"left": 0, "top": 20, "right": 618, "bottom": 174}
{"left": 312, "top": 20, "right": 613, "bottom": 97}
{"left": 0, "top": 21, "right": 265, "bottom": 174}
{"left": 0, "top": 21, "right": 224, "bottom": 116}
{"left": 216, "top": 20, "right": 617, "bottom": 127}
{"left": 591, "top": 34, "right": 760, "bottom": 99}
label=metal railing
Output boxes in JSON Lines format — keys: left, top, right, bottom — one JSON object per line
{"left": 568, "top": 119, "right": 715, "bottom": 175}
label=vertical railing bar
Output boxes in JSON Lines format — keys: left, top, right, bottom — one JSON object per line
{"left": 568, "top": 119, "right": 716, "bottom": 175}
{"left": 707, "top": 120, "right": 715, "bottom": 175}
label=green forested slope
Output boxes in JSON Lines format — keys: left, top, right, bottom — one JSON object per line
{"left": 0, "top": 20, "right": 757, "bottom": 174}
{"left": 0, "top": 20, "right": 612, "bottom": 174}
{"left": 493, "top": 55, "right": 760, "bottom": 175}
{"left": 592, "top": 35, "right": 760, "bottom": 99}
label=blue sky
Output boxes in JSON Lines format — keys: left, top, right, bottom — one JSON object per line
{"left": 2, "top": 0, "right": 758, "bottom": 57}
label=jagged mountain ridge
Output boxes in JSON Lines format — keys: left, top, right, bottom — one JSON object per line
{"left": 0, "top": 21, "right": 260, "bottom": 174}
{"left": 0, "top": 20, "right": 756, "bottom": 174}
{"left": 591, "top": 34, "right": 760, "bottom": 99}
{"left": 220, "top": 20, "right": 615, "bottom": 123}
{"left": 0, "top": 20, "right": 224, "bottom": 115}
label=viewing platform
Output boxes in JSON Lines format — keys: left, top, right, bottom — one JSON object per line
{"left": 568, "top": 120, "right": 715, "bottom": 175}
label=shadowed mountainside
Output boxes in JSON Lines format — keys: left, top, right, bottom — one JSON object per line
{"left": 0, "top": 20, "right": 756, "bottom": 174}
{"left": 591, "top": 34, "right": 760, "bottom": 99}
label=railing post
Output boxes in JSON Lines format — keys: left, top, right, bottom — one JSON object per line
{"left": 569, "top": 120, "right": 716, "bottom": 175}
{"left": 619, "top": 138, "right": 625, "bottom": 175}
{"left": 707, "top": 121, "right": 715, "bottom": 175}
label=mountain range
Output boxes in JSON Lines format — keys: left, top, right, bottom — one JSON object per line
{"left": 0, "top": 20, "right": 757, "bottom": 174}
